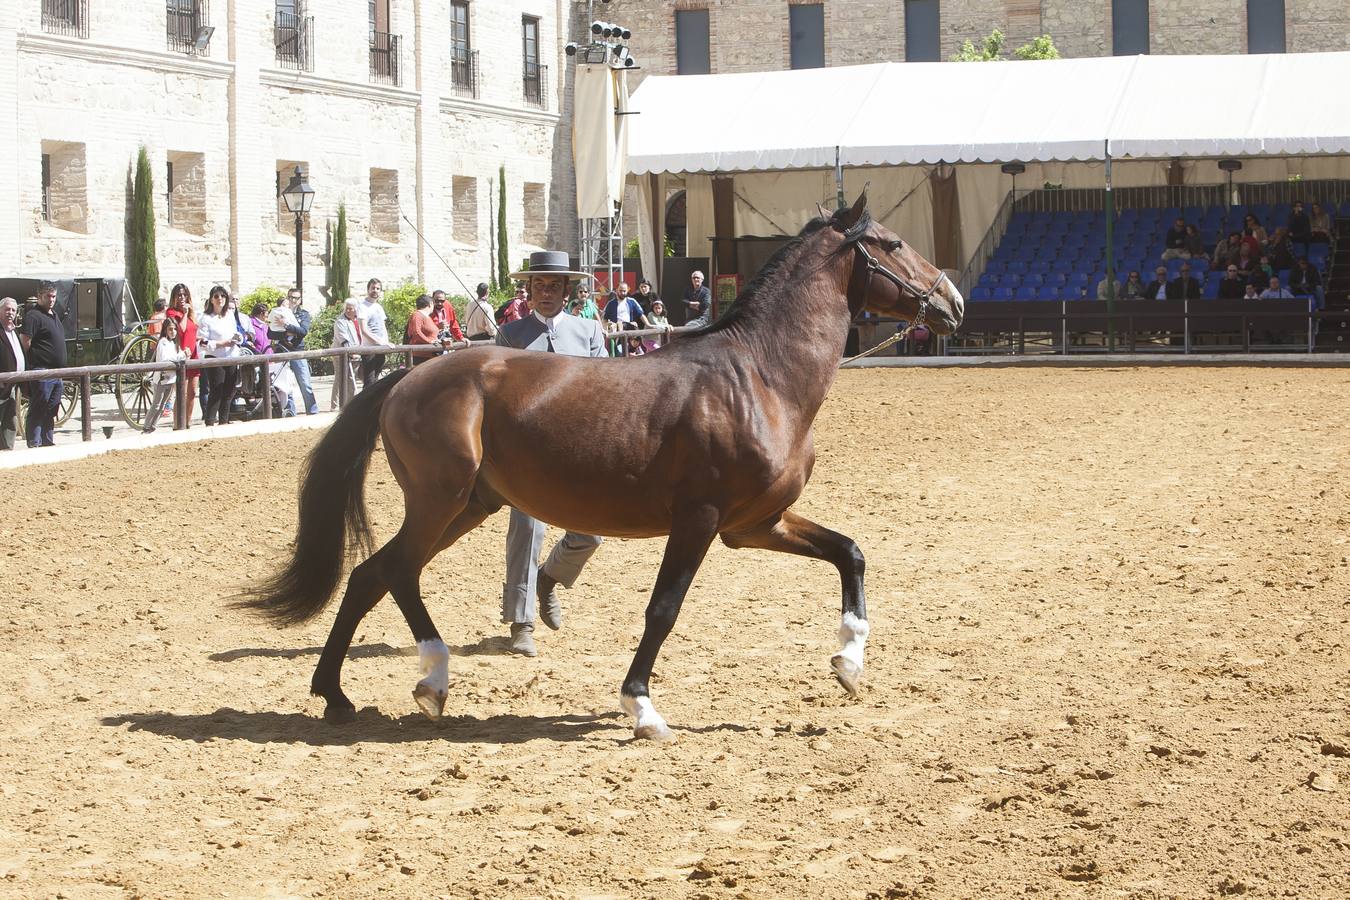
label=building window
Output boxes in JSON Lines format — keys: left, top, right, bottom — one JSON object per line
{"left": 1112, "top": 0, "right": 1149, "bottom": 55}
{"left": 675, "top": 9, "right": 711, "bottom": 75}
{"left": 166, "top": 0, "right": 211, "bottom": 56}
{"left": 904, "top": 0, "right": 940, "bottom": 62}
{"left": 522, "top": 182, "right": 547, "bottom": 247}
{"left": 452, "top": 176, "right": 478, "bottom": 245}
{"left": 40, "top": 141, "right": 89, "bottom": 233}
{"left": 451, "top": 1, "right": 478, "bottom": 98}
{"left": 166, "top": 152, "right": 207, "bottom": 235}
{"left": 41, "top": 0, "right": 88, "bottom": 39}
{"left": 1247, "top": 0, "right": 1285, "bottom": 53}
{"left": 275, "top": 1, "right": 313, "bottom": 71}
{"left": 522, "top": 16, "right": 547, "bottom": 109}
{"left": 789, "top": 4, "right": 825, "bottom": 70}
{"left": 276, "top": 160, "right": 311, "bottom": 240}
{"left": 369, "top": 169, "right": 399, "bottom": 242}
{"left": 369, "top": 0, "right": 401, "bottom": 85}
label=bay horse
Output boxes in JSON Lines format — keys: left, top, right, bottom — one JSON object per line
{"left": 238, "top": 193, "right": 964, "bottom": 741}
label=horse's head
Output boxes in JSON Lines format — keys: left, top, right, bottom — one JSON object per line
{"left": 833, "top": 192, "right": 964, "bottom": 335}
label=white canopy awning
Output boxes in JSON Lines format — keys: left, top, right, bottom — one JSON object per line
{"left": 627, "top": 52, "right": 1350, "bottom": 174}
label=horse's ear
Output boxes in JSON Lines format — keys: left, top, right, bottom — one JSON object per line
{"left": 836, "top": 190, "right": 869, "bottom": 229}
{"left": 816, "top": 202, "right": 830, "bottom": 219}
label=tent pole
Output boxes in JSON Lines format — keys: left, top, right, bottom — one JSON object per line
{"left": 835, "top": 146, "right": 845, "bottom": 210}
{"left": 1104, "top": 140, "right": 1116, "bottom": 353}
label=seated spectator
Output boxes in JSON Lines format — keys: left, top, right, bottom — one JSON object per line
{"left": 1309, "top": 203, "right": 1332, "bottom": 244}
{"left": 1289, "top": 256, "right": 1324, "bottom": 308}
{"left": 1252, "top": 255, "right": 1275, "bottom": 287}
{"left": 147, "top": 298, "right": 167, "bottom": 337}
{"left": 1287, "top": 201, "right": 1312, "bottom": 245}
{"left": 635, "top": 278, "right": 660, "bottom": 314}
{"left": 568, "top": 285, "right": 603, "bottom": 324}
{"left": 1096, "top": 275, "right": 1121, "bottom": 301}
{"left": 1161, "top": 217, "right": 1189, "bottom": 260}
{"left": 1243, "top": 283, "right": 1260, "bottom": 300}
{"left": 1259, "top": 276, "right": 1293, "bottom": 299}
{"left": 405, "top": 294, "right": 442, "bottom": 366}
{"left": 1183, "top": 224, "right": 1206, "bottom": 260}
{"left": 1167, "top": 263, "right": 1202, "bottom": 300}
{"left": 1234, "top": 246, "right": 1257, "bottom": 279}
{"left": 1143, "top": 266, "right": 1169, "bottom": 300}
{"left": 1267, "top": 227, "right": 1295, "bottom": 271}
{"left": 1217, "top": 264, "right": 1246, "bottom": 299}
{"left": 603, "top": 284, "right": 653, "bottom": 332}
{"left": 1122, "top": 271, "right": 1145, "bottom": 299}
{"left": 1213, "top": 231, "right": 1242, "bottom": 270}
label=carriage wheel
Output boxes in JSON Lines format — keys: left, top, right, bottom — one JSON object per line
{"left": 55, "top": 380, "right": 78, "bottom": 427}
{"left": 115, "top": 334, "right": 160, "bottom": 430}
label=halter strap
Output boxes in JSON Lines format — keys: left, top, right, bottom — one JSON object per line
{"left": 851, "top": 241, "right": 948, "bottom": 338}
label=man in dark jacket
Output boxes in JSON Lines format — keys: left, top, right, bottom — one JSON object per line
{"left": 1217, "top": 265, "right": 1246, "bottom": 299}
{"left": 20, "top": 281, "right": 66, "bottom": 447}
{"left": 1166, "top": 263, "right": 1202, "bottom": 300}
{"left": 1142, "top": 266, "right": 1170, "bottom": 301}
{"left": 0, "top": 297, "right": 24, "bottom": 450}
{"left": 283, "top": 288, "right": 318, "bottom": 414}
{"left": 1289, "top": 257, "right": 1324, "bottom": 308}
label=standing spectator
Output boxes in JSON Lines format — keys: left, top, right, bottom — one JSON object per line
{"left": 683, "top": 270, "right": 711, "bottom": 327}
{"left": 462, "top": 282, "right": 498, "bottom": 341}
{"left": 1095, "top": 274, "right": 1121, "bottom": 300}
{"left": 1309, "top": 203, "right": 1332, "bottom": 244}
{"left": 197, "top": 285, "right": 242, "bottom": 426}
{"left": 330, "top": 299, "right": 363, "bottom": 410}
{"left": 499, "top": 284, "right": 529, "bottom": 324}
{"left": 1217, "top": 264, "right": 1246, "bottom": 299}
{"left": 142, "top": 315, "right": 187, "bottom": 433}
{"left": 19, "top": 280, "right": 66, "bottom": 448}
{"left": 282, "top": 288, "right": 319, "bottom": 415}
{"left": 1287, "top": 201, "right": 1312, "bottom": 245}
{"left": 357, "top": 278, "right": 390, "bottom": 387}
{"left": 1240, "top": 214, "right": 1267, "bottom": 256}
{"left": 1259, "top": 277, "right": 1294, "bottom": 299}
{"left": 1167, "top": 263, "right": 1202, "bottom": 300}
{"left": 1161, "top": 217, "right": 1189, "bottom": 260}
{"left": 1143, "top": 266, "right": 1170, "bottom": 301}
{"left": 1182, "top": 224, "right": 1206, "bottom": 260}
{"left": 636, "top": 278, "right": 660, "bottom": 314}
{"left": 147, "top": 298, "right": 168, "bottom": 337}
{"left": 430, "top": 289, "right": 464, "bottom": 342}
{"left": 1122, "top": 271, "right": 1145, "bottom": 299}
{"left": 405, "top": 294, "right": 442, "bottom": 366}
{"left": 646, "top": 299, "right": 670, "bottom": 350}
{"left": 165, "top": 284, "right": 199, "bottom": 426}
{"left": 568, "top": 284, "right": 602, "bottom": 325}
{"left": 0, "top": 297, "right": 24, "bottom": 451}
{"left": 1289, "top": 257, "right": 1324, "bottom": 308}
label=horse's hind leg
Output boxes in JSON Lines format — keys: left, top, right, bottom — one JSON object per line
{"left": 722, "top": 510, "right": 869, "bottom": 696}
{"left": 620, "top": 503, "right": 721, "bottom": 742}
{"left": 311, "top": 545, "right": 394, "bottom": 722}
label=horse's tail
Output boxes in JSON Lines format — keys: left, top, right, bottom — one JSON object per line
{"left": 233, "top": 368, "right": 412, "bottom": 626}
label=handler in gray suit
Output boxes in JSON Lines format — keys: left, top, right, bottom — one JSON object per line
{"left": 497, "top": 250, "right": 607, "bottom": 656}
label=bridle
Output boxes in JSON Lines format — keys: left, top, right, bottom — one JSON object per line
{"left": 852, "top": 239, "right": 948, "bottom": 338}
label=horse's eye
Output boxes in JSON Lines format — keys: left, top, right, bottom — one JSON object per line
{"left": 887, "top": 239, "right": 903, "bottom": 252}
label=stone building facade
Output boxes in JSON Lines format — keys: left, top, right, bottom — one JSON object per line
{"left": 2, "top": 0, "right": 574, "bottom": 308}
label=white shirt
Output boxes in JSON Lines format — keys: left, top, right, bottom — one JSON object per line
{"left": 3, "top": 328, "right": 24, "bottom": 373}
{"left": 358, "top": 298, "right": 389, "bottom": 343}
{"left": 153, "top": 336, "right": 187, "bottom": 385}
{"left": 198, "top": 312, "right": 240, "bottom": 358}
{"left": 463, "top": 296, "right": 497, "bottom": 337}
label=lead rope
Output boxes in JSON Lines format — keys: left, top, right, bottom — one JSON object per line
{"left": 839, "top": 329, "right": 909, "bottom": 366}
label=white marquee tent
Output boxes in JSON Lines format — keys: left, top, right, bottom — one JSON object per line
{"left": 627, "top": 52, "right": 1350, "bottom": 286}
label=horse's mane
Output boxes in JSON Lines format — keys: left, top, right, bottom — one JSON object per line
{"left": 694, "top": 208, "right": 871, "bottom": 338}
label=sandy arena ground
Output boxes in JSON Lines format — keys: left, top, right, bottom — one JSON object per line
{"left": 0, "top": 367, "right": 1347, "bottom": 899}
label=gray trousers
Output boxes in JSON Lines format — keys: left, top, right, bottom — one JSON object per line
{"left": 501, "top": 507, "right": 603, "bottom": 624}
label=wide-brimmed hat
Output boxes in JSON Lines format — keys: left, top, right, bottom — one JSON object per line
{"left": 509, "top": 250, "right": 592, "bottom": 283}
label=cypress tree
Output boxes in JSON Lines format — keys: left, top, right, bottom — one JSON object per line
{"left": 329, "top": 202, "right": 351, "bottom": 305}
{"left": 496, "top": 165, "right": 509, "bottom": 291}
{"left": 127, "top": 145, "right": 159, "bottom": 320}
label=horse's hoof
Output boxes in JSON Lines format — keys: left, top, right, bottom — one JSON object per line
{"left": 412, "top": 682, "right": 446, "bottom": 720}
{"left": 323, "top": 702, "right": 358, "bottom": 724}
{"left": 830, "top": 654, "right": 862, "bottom": 697}
{"left": 634, "top": 722, "right": 676, "bottom": 743}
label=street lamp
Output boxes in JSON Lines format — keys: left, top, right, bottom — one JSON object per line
{"left": 280, "top": 165, "right": 315, "bottom": 293}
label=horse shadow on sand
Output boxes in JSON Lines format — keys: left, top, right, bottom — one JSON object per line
{"left": 208, "top": 636, "right": 521, "bottom": 663}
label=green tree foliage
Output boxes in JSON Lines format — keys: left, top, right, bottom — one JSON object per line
{"left": 126, "top": 145, "right": 160, "bottom": 320}
{"left": 496, "top": 166, "right": 510, "bottom": 291}
{"left": 624, "top": 235, "right": 676, "bottom": 258}
{"left": 327, "top": 202, "right": 351, "bottom": 306}
{"left": 951, "top": 29, "right": 1060, "bottom": 61}
{"left": 304, "top": 280, "right": 426, "bottom": 352}
{"left": 240, "top": 284, "right": 286, "bottom": 316}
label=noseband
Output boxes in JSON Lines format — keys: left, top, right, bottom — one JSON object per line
{"left": 852, "top": 240, "right": 948, "bottom": 338}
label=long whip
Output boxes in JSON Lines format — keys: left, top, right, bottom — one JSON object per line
{"left": 398, "top": 207, "right": 476, "bottom": 297}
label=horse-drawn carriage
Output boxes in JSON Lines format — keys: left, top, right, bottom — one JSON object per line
{"left": 0, "top": 276, "right": 162, "bottom": 431}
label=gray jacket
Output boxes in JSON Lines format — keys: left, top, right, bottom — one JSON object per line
{"left": 496, "top": 312, "right": 606, "bottom": 358}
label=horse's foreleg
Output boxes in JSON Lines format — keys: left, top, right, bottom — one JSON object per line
{"left": 722, "top": 510, "right": 868, "bottom": 696}
{"left": 621, "top": 504, "right": 721, "bottom": 742}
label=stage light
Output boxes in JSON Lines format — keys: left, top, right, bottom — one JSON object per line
{"left": 621, "top": 28, "right": 631, "bottom": 40}
{"left": 591, "top": 21, "right": 604, "bottom": 35}
{"left": 565, "top": 42, "right": 578, "bottom": 56}
{"left": 623, "top": 55, "right": 636, "bottom": 67}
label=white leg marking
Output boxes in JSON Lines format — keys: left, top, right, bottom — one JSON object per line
{"left": 412, "top": 639, "right": 450, "bottom": 720}
{"left": 621, "top": 693, "right": 674, "bottom": 743}
{"left": 836, "top": 612, "right": 869, "bottom": 669}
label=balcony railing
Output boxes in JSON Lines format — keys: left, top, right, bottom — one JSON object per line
{"left": 275, "top": 12, "right": 314, "bottom": 72}
{"left": 523, "top": 62, "right": 548, "bottom": 110}
{"left": 42, "top": 0, "right": 89, "bottom": 38}
{"left": 451, "top": 47, "right": 479, "bottom": 99}
{"left": 166, "top": 0, "right": 209, "bottom": 56}
{"left": 370, "top": 31, "right": 401, "bottom": 86}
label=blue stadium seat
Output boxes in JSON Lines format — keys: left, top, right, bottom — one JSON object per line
{"left": 1202, "top": 280, "right": 1219, "bottom": 299}
{"left": 1006, "top": 260, "right": 1028, "bottom": 274}
{"left": 1022, "top": 273, "right": 1045, "bottom": 286}
{"left": 1015, "top": 285, "right": 1039, "bottom": 300}
{"left": 971, "top": 286, "right": 993, "bottom": 301}
{"left": 995, "top": 287, "right": 1015, "bottom": 301}
{"left": 1045, "top": 273, "right": 1069, "bottom": 287}
{"left": 1001, "top": 272, "right": 1023, "bottom": 287}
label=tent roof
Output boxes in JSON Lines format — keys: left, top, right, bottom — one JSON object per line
{"left": 627, "top": 52, "right": 1350, "bottom": 174}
